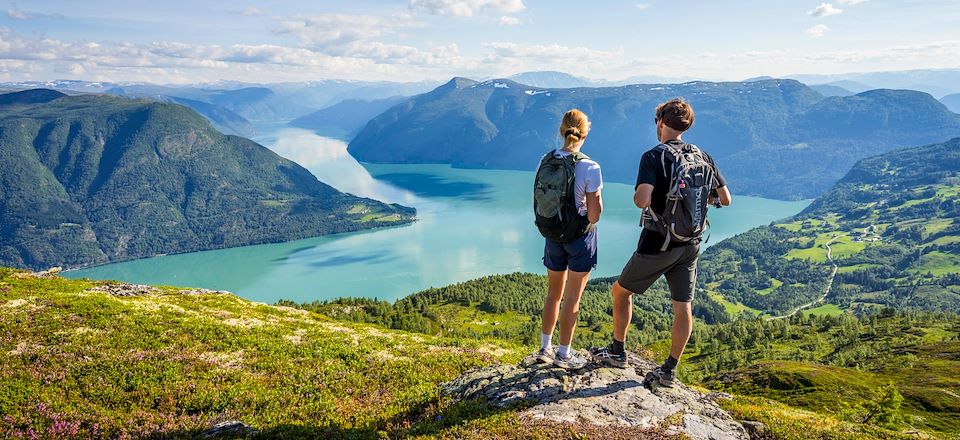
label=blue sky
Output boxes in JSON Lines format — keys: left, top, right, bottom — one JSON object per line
{"left": 1, "top": 0, "right": 958, "bottom": 83}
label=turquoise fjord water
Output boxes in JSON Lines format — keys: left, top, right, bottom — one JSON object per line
{"left": 65, "top": 129, "right": 810, "bottom": 304}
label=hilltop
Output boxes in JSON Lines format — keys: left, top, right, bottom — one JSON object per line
{"left": 8, "top": 268, "right": 954, "bottom": 439}
{"left": 348, "top": 77, "right": 960, "bottom": 199}
{"left": 0, "top": 89, "right": 414, "bottom": 271}
{"left": 1, "top": 268, "right": 743, "bottom": 439}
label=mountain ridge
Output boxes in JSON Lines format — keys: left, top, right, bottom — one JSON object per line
{"left": 0, "top": 90, "right": 415, "bottom": 271}
{"left": 349, "top": 77, "right": 960, "bottom": 199}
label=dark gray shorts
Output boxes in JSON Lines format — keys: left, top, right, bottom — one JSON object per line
{"left": 616, "top": 244, "right": 700, "bottom": 302}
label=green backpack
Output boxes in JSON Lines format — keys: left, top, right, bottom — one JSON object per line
{"left": 534, "top": 150, "right": 590, "bottom": 243}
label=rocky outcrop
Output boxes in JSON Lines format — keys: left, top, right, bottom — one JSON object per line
{"left": 87, "top": 282, "right": 158, "bottom": 297}
{"left": 442, "top": 351, "right": 748, "bottom": 440}
{"left": 200, "top": 420, "right": 256, "bottom": 438}
{"left": 84, "top": 281, "right": 229, "bottom": 297}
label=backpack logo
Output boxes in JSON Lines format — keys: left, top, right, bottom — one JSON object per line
{"left": 642, "top": 143, "right": 717, "bottom": 251}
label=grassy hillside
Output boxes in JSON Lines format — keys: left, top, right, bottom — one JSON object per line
{"left": 699, "top": 137, "right": 960, "bottom": 316}
{"left": 300, "top": 274, "right": 960, "bottom": 439}
{"left": 688, "top": 313, "right": 960, "bottom": 435}
{"left": 286, "top": 272, "right": 730, "bottom": 351}
{"left": 0, "top": 268, "right": 554, "bottom": 439}
{"left": 0, "top": 89, "right": 415, "bottom": 271}
{"left": 4, "top": 267, "right": 956, "bottom": 439}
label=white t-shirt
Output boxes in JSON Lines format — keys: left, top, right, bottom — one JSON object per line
{"left": 538, "top": 149, "right": 603, "bottom": 217}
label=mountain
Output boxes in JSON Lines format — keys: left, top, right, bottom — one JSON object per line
{"left": 103, "top": 80, "right": 439, "bottom": 124}
{"left": 789, "top": 69, "right": 960, "bottom": 98}
{"left": 288, "top": 96, "right": 408, "bottom": 140}
{"left": 159, "top": 96, "right": 255, "bottom": 137}
{"left": 942, "top": 93, "right": 960, "bottom": 113}
{"left": 809, "top": 84, "right": 854, "bottom": 97}
{"left": 349, "top": 77, "right": 960, "bottom": 199}
{"left": 0, "top": 88, "right": 67, "bottom": 105}
{"left": 506, "top": 71, "right": 594, "bottom": 88}
{"left": 698, "top": 137, "right": 960, "bottom": 316}
{"left": 0, "top": 89, "right": 415, "bottom": 271}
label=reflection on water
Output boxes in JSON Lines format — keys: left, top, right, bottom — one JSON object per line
{"left": 374, "top": 172, "right": 493, "bottom": 201}
{"left": 66, "top": 128, "right": 810, "bottom": 304}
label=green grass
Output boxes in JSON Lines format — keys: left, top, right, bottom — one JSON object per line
{"left": 930, "top": 236, "right": 960, "bottom": 246}
{"left": 756, "top": 278, "right": 784, "bottom": 296}
{"left": 0, "top": 270, "right": 527, "bottom": 439}
{"left": 829, "top": 237, "right": 869, "bottom": 259}
{"left": 708, "top": 291, "right": 761, "bottom": 316}
{"left": 347, "top": 204, "right": 369, "bottom": 215}
{"left": 710, "top": 360, "right": 960, "bottom": 437}
{"left": 784, "top": 233, "right": 869, "bottom": 262}
{"left": 720, "top": 396, "right": 917, "bottom": 440}
{"left": 838, "top": 263, "right": 884, "bottom": 274}
{"left": 924, "top": 218, "right": 954, "bottom": 236}
{"left": 804, "top": 303, "right": 844, "bottom": 317}
{"left": 784, "top": 234, "right": 833, "bottom": 262}
{"left": 912, "top": 251, "right": 960, "bottom": 277}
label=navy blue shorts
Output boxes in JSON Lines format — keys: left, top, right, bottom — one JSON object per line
{"left": 543, "top": 227, "right": 598, "bottom": 273}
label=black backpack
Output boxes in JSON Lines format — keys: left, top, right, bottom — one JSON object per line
{"left": 641, "top": 142, "right": 718, "bottom": 251}
{"left": 534, "top": 150, "right": 590, "bottom": 243}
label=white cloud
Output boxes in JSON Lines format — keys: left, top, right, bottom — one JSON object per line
{"left": 636, "top": 4, "right": 651, "bottom": 10}
{"left": 6, "top": 8, "right": 28, "bottom": 20}
{"left": 0, "top": 26, "right": 477, "bottom": 83}
{"left": 483, "top": 42, "right": 617, "bottom": 62}
{"left": 808, "top": 3, "right": 843, "bottom": 17}
{"left": 807, "top": 24, "right": 830, "bottom": 37}
{"left": 479, "top": 42, "right": 621, "bottom": 77}
{"left": 838, "top": 0, "right": 867, "bottom": 5}
{"left": 498, "top": 16, "right": 520, "bottom": 26}
{"left": 275, "top": 13, "right": 421, "bottom": 54}
{"left": 5, "top": 3, "right": 63, "bottom": 20}
{"left": 409, "top": 0, "right": 525, "bottom": 17}
{"left": 236, "top": 7, "right": 269, "bottom": 17}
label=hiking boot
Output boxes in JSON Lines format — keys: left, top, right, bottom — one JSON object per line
{"left": 553, "top": 350, "right": 588, "bottom": 370}
{"left": 652, "top": 366, "right": 678, "bottom": 388}
{"left": 590, "top": 344, "right": 628, "bottom": 368}
{"left": 535, "top": 347, "right": 555, "bottom": 364}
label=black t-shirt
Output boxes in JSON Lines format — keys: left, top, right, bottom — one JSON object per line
{"left": 635, "top": 139, "right": 727, "bottom": 254}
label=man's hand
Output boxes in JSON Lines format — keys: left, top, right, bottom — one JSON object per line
{"left": 709, "top": 186, "right": 732, "bottom": 207}
{"left": 634, "top": 183, "right": 654, "bottom": 209}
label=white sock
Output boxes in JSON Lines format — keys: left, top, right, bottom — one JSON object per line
{"left": 540, "top": 333, "right": 552, "bottom": 350}
{"left": 557, "top": 344, "right": 571, "bottom": 358}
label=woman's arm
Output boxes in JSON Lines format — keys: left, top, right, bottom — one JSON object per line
{"left": 586, "top": 190, "right": 602, "bottom": 224}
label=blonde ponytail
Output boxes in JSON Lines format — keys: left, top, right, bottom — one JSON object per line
{"left": 559, "top": 109, "right": 590, "bottom": 151}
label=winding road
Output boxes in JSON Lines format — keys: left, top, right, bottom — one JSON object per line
{"left": 767, "top": 235, "right": 842, "bottom": 321}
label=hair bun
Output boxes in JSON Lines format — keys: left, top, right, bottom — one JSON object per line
{"left": 565, "top": 128, "right": 581, "bottom": 139}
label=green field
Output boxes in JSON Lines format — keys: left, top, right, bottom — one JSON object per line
{"left": 708, "top": 291, "right": 761, "bottom": 316}
{"left": 755, "top": 278, "right": 783, "bottom": 296}
{"left": 804, "top": 303, "right": 844, "bottom": 317}
{"left": 912, "top": 251, "right": 960, "bottom": 276}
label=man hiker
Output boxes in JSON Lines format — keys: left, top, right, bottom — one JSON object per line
{"left": 591, "top": 98, "right": 731, "bottom": 387}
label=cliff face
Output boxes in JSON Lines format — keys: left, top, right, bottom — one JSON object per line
{"left": 443, "top": 352, "right": 749, "bottom": 440}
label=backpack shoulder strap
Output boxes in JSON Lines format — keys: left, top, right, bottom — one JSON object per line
{"left": 568, "top": 150, "right": 589, "bottom": 162}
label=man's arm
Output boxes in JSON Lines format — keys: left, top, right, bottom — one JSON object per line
{"left": 708, "top": 186, "right": 732, "bottom": 207}
{"left": 633, "top": 183, "right": 654, "bottom": 209}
